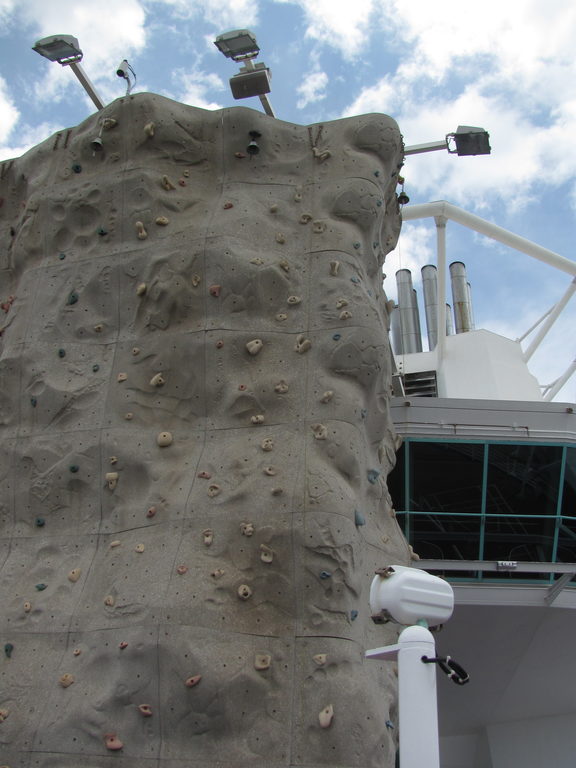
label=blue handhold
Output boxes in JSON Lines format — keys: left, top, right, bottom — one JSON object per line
{"left": 373, "top": 242, "right": 379, "bottom": 249}
{"left": 30, "top": 397, "right": 37, "bottom": 407}
{"left": 374, "top": 170, "right": 380, "bottom": 177}
{"left": 354, "top": 510, "right": 366, "bottom": 526}
{"left": 385, "top": 720, "right": 394, "bottom": 730}
{"left": 332, "top": 333, "right": 341, "bottom": 341}
{"left": 353, "top": 242, "right": 361, "bottom": 250}
{"left": 376, "top": 199, "right": 383, "bottom": 207}
{"left": 66, "top": 291, "right": 78, "bottom": 305}
{"left": 58, "top": 252, "right": 66, "bottom": 260}
{"left": 367, "top": 469, "right": 380, "bottom": 484}
{"left": 69, "top": 465, "right": 79, "bottom": 473}
{"left": 367, "top": 290, "right": 372, "bottom": 296}
{"left": 35, "top": 517, "right": 45, "bottom": 527}
{"left": 320, "top": 571, "right": 332, "bottom": 579}
{"left": 350, "top": 277, "right": 360, "bottom": 284}
{"left": 4, "top": 643, "right": 13, "bottom": 658}
{"left": 350, "top": 610, "right": 359, "bottom": 621}
{"left": 58, "top": 348, "right": 66, "bottom": 358}
{"left": 92, "top": 364, "right": 100, "bottom": 372}
{"left": 35, "top": 583, "right": 47, "bottom": 591}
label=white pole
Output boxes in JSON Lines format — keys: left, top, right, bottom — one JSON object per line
{"left": 397, "top": 625, "right": 440, "bottom": 768}
{"left": 435, "top": 216, "right": 447, "bottom": 366}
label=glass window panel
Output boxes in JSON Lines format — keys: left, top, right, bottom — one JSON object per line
{"left": 409, "top": 442, "right": 484, "bottom": 514}
{"left": 558, "top": 447, "right": 576, "bottom": 562}
{"left": 410, "top": 512, "right": 481, "bottom": 561}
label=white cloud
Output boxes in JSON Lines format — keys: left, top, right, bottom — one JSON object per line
{"left": 274, "top": 0, "right": 376, "bottom": 58}
{"left": 0, "top": 76, "right": 19, "bottom": 144}
{"left": 382, "top": 222, "right": 435, "bottom": 300}
{"left": 174, "top": 69, "right": 225, "bottom": 110}
{"left": 0, "top": 120, "right": 61, "bottom": 161}
{"left": 148, "top": 0, "right": 258, "bottom": 27}
{"left": 296, "top": 70, "right": 327, "bottom": 109}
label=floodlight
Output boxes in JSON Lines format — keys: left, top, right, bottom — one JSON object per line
{"left": 369, "top": 565, "right": 454, "bottom": 626}
{"left": 214, "top": 29, "right": 259, "bottom": 61}
{"left": 215, "top": 28, "right": 276, "bottom": 118}
{"left": 404, "top": 125, "right": 491, "bottom": 157}
{"left": 32, "top": 34, "right": 105, "bottom": 111}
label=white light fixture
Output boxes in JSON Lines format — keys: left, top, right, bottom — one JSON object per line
{"left": 32, "top": 34, "right": 105, "bottom": 111}
{"left": 405, "top": 125, "right": 491, "bottom": 156}
{"left": 214, "top": 29, "right": 276, "bottom": 118}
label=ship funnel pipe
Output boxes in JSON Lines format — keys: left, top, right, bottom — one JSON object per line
{"left": 450, "top": 261, "right": 474, "bottom": 333}
{"left": 445, "top": 304, "right": 454, "bottom": 336}
{"left": 395, "top": 269, "right": 423, "bottom": 353}
{"left": 390, "top": 303, "right": 403, "bottom": 354}
{"left": 421, "top": 265, "right": 438, "bottom": 350}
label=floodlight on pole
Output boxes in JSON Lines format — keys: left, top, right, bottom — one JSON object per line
{"left": 32, "top": 34, "right": 105, "bottom": 111}
{"left": 405, "top": 125, "right": 491, "bottom": 156}
{"left": 214, "top": 29, "right": 276, "bottom": 118}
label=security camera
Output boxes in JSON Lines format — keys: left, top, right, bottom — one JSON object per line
{"left": 116, "top": 59, "right": 129, "bottom": 78}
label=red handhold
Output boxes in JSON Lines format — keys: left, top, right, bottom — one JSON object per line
{"left": 223, "top": 202, "right": 233, "bottom": 209}
{"left": 198, "top": 471, "right": 211, "bottom": 479}
{"left": 178, "top": 179, "right": 187, "bottom": 186}
{"left": 209, "top": 285, "right": 221, "bottom": 297}
{"left": 119, "top": 641, "right": 128, "bottom": 649}
{"left": 176, "top": 565, "right": 188, "bottom": 575}
{"left": 146, "top": 506, "right": 157, "bottom": 518}
{"left": 185, "top": 674, "right": 202, "bottom": 688}
{"left": 238, "top": 384, "right": 247, "bottom": 391}
{"left": 138, "top": 704, "right": 153, "bottom": 717}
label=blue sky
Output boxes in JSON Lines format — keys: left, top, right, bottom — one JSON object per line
{"left": 0, "top": 0, "right": 574, "bottom": 401}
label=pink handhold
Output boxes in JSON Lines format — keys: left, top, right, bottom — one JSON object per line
{"left": 223, "top": 202, "right": 233, "bottom": 209}
{"left": 238, "top": 384, "right": 247, "bottom": 391}
{"left": 176, "top": 565, "right": 188, "bottom": 575}
{"left": 209, "top": 285, "right": 221, "bottom": 297}
{"left": 215, "top": 340, "right": 224, "bottom": 348}
{"left": 119, "top": 641, "right": 128, "bottom": 649}
{"left": 178, "top": 178, "right": 187, "bottom": 186}
{"left": 105, "top": 733, "right": 124, "bottom": 751}
{"left": 235, "top": 152, "right": 247, "bottom": 158}
{"left": 198, "top": 471, "right": 211, "bottom": 479}
{"left": 185, "top": 674, "right": 202, "bottom": 688}
{"left": 138, "top": 704, "right": 153, "bottom": 717}
{"left": 146, "top": 506, "right": 157, "bottom": 518}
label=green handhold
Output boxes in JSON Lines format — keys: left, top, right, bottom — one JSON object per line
{"left": 97, "top": 227, "right": 108, "bottom": 236}
{"left": 4, "top": 643, "right": 13, "bottom": 658}
{"left": 58, "top": 348, "right": 66, "bottom": 358}
{"left": 92, "top": 364, "right": 100, "bottom": 372}
{"left": 35, "top": 583, "right": 47, "bottom": 591}
{"left": 66, "top": 291, "right": 78, "bottom": 305}
{"left": 35, "top": 517, "right": 45, "bottom": 527}
{"left": 30, "top": 397, "right": 37, "bottom": 407}
{"left": 72, "top": 164, "right": 82, "bottom": 173}
{"left": 58, "top": 252, "right": 66, "bottom": 260}
{"left": 354, "top": 510, "right": 366, "bottom": 526}
{"left": 69, "top": 464, "right": 79, "bottom": 473}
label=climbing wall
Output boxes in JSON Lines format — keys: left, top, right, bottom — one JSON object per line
{"left": 0, "top": 93, "right": 411, "bottom": 767}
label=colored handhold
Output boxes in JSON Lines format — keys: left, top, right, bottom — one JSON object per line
{"left": 110, "top": 540, "right": 121, "bottom": 548}
{"left": 202, "top": 529, "right": 214, "bottom": 546}
{"left": 332, "top": 333, "right": 341, "bottom": 341}
{"left": 261, "top": 438, "right": 274, "bottom": 451}
{"left": 146, "top": 506, "right": 157, "bottom": 518}
{"left": 235, "top": 152, "right": 247, "bottom": 158}
{"left": 102, "top": 118, "right": 117, "bottom": 130}
{"left": 313, "top": 654, "right": 327, "bottom": 666}
{"left": 336, "top": 297, "right": 348, "bottom": 308}
{"left": 215, "top": 340, "right": 224, "bottom": 348}
{"left": 374, "top": 170, "right": 380, "bottom": 176}
{"left": 35, "top": 517, "right": 45, "bottom": 526}
{"left": 340, "top": 310, "right": 352, "bottom": 320}
{"left": 295, "top": 334, "right": 311, "bottom": 353}
{"left": 320, "top": 571, "right": 331, "bottom": 579}
{"left": 361, "top": 408, "right": 367, "bottom": 419}
{"left": 238, "top": 384, "right": 246, "bottom": 391}
{"left": 4, "top": 643, "right": 13, "bottom": 658}
{"left": 251, "top": 414, "right": 265, "bottom": 424}
{"left": 300, "top": 213, "right": 312, "bottom": 224}
{"left": 260, "top": 544, "right": 274, "bottom": 563}
{"left": 135, "top": 543, "right": 145, "bottom": 553}
{"left": 132, "top": 347, "right": 140, "bottom": 355}
{"left": 269, "top": 203, "right": 278, "bottom": 212}
{"left": 161, "top": 175, "right": 175, "bottom": 190}
{"left": 119, "top": 641, "right": 128, "bottom": 649}
{"left": 73, "top": 648, "right": 81, "bottom": 656}
{"left": 350, "top": 610, "right": 359, "bottom": 621}
{"left": 136, "top": 282, "right": 147, "bottom": 296}
{"left": 94, "top": 323, "right": 103, "bottom": 332}
{"left": 125, "top": 412, "right": 133, "bottom": 420}
{"left": 182, "top": 169, "right": 190, "bottom": 177}
{"left": 274, "top": 380, "right": 288, "bottom": 393}
{"left": 377, "top": 199, "right": 383, "bottom": 206}
{"left": 294, "top": 191, "right": 302, "bottom": 202}
{"left": 104, "top": 733, "right": 124, "bottom": 751}
{"left": 350, "top": 276, "right": 360, "bottom": 284}
{"left": 0, "top": 707, "right": 9, "bottom": 722}
{"left": 138, "top": 704, "right": 153, "bottom": 717}
{"left": 209, "top": 284, "right": 221, "bottom": 297}
{"left": 97, "top": 228, "right": 108, "bottom": 236}
{"left": 68, "top": 568, "right": 81, "bottom": 583}
{"left": 207, "top": 484, "right": 221, "bottom": 497}
{"left": 176, "top": 565, "right": 188, "bottom": 575}
{"left": 276, "top": 313, "right": 287, "bottom": 321}
{"left": 198, "top": 471, "right": 211, "bottom": 479}
{"left": 275, "top": 233, "right": 286, "bottom": 244}
{"left": 367, "top": 469, "right": 381, "bottom": 484}
{"left": 320, "top": 390, "right": 333, "bottom": 403}
{"left": 311, "top": 423, "right": 328, "bottom": 440}
{"left": 72, "top": 164, "right": 82, "bottom": 173}
{"left": 66, "top": 291, "right": 78, "bottom": 305}
{"left": 211, "top": 568, "right": 225, "bottom": 579}
{"left": 69, "top": 464, "right": 79, "bottom": 473}
{"left": 330, "top": 260, "right": 340, "bottom": 276}
{"left": 110, "top": 456, "right": 118, "bottom": 465}
{"left": 144, "top": 121, "right": 155, "bottom": 137}
{"left": 238, "top": 519, "right": 255, "bottom": 537}
{"left": 185, "top": 675, "right": 202, "bottom": 688}
{"left": 263, "top": 466, "right": 276, "bottom": 476}
{"left": 254, "top": 654, "right": 272, "bottom": 671}
{"left": 155, "top": 216, "right": 169, "bottom": 226}
{"left": 58, "top": 348, "right": 66, "bottom": 358}
{"left": 104, "top": 595, "right": 115, "bottom": 606}
{"left": 35, "top": 583, "right": 47, "bottom": 591}
{"left": 287, "top": 295, "right": 301, "bottom": 305}
{"left": 92, "top": 364, "right": 100, "bottom": 372}
{"left": 237, "top": 584, "right": 253, "bottom": 600}
{"left": 105, "top": 472, "right": 119, "bottom": 490}
{"left": 117, "top": 372, "right": 127, "bottom": 382}
{"left": 191, "top": 274, "right": 201, "bottom": 287}
{"left": 386, "top": 720, "right": 395, "bottom": 729}
{"left": 271, "top": 487, "right": 283, "bottom": 496}
{"left": 279, "top": 259, "right": 290, "bottom": 272}
{"left": 246, "top": 338, "right": 263, "bottom": 356}
{"left": 354, "top": 510, "right": 366, "bottom": 526}
{"left": 157, "top": 431, "right": 173, "bottom": 446}
{"left": 353, "top": 242, "right": 361, "bottom": 250}
{"left": 24, "top": 601, "right": 31, "bottom": 613}
{"left": 58, "top": 252, "right": 66, "bottom": 260}
{"left": 223, "top": 202, "right": 233, "bottom": 209}
{"left": 135, "top": 221, "right": 148, "bottom": 240}
{"left": 312, "top": 220, "right": 325, "bottom": 233}
{"left": 319, "top": 704, "right": 334, "bottom": 728}
{"left": 59, "top": 673, "right": 75, "bottom": 688}
{"left": 149, "top": 373, "right": 165, "bottom": 387}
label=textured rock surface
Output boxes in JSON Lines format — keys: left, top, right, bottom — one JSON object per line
{"left": 0, "top": 93, "right": 411, "bottom": 767}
